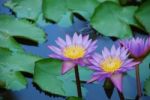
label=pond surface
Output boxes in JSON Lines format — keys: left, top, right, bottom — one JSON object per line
{"left": 0, "top": 0, "right": 150, "bottom": 100}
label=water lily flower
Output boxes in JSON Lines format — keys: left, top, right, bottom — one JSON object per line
{"left": 48, "top": 33, "right": 97, "bottom": 74}
{"left": 119, "top": 37, "right": 150, "bottom": 60}
{"left": 88, "top": 46, "right": 139, "bottom": 92}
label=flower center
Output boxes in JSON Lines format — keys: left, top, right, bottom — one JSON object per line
{"left": 100, "top": 57, "right": 122, "bottom": 72}
{"left": 63, "top": 45, "right": 85, "bottom": 59}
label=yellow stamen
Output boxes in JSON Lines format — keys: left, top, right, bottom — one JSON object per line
{"left": 100, "top": 57, "right": 122, "bottom": 72}
{"left": 63, "top": 45, "right": 85, "bottom": 59}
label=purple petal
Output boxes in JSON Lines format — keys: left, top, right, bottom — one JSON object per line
{"left": 56, "top": 37, "right": 66, "bottom": 48}
{"left": 110, "top": 73, "right": 123, "bottom": 92}
{"left": 76, "top": 34, "right": 82, "bottom": 45}
{"left": 48, "top": 45, "right": 62, "bottom": 55}
{"left": 49, "top": 54, "right": 63, "bottom": 59}
{"left": 66, "top": 35, "right": 72, "bottom": 46}
{"left": 62, "top": 61, "right": 75, "bottom": 74}
{"left": 82, "top": 35, "right": 89, "bottom": 46}
{"left": 73, "top": 32, "right": 78, "bottom": 44}
{"left": 111, "top": 45, "right": 116, "bottom": 56}
{"left": 84, "top": 39, "right": 92, "bottom": 49}
{"left": 88, "top": 65, "right": 101, "bottom": 71}
{"left": 86, "top": 45, "right": 97, "bottom": 54}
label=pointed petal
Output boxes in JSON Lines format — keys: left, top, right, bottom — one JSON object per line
{"left": 82, "top": 35, "right": 89, "bottom": 46}
{"left": 66, "top": 35, "right": 72, "bottom": 46}
{"left": 76, "top": 34, "right": 82, "bottom": 45}
{"left": 73, "top": 32, "right": 78, "bottom": 44}
{"left": 62, "top": 61, "right": 75, "bottom": 75}
{"left": 110, "top": 73, "right": 123, "bottom": 92}
{"left": 48, "top": 45, "right": 62, "bottom": 55}
{"left": 56, "top": 37, "right": 66, "bottom": 47}
{"left": 87, "top": 75, "right": 100, "bottom": 83}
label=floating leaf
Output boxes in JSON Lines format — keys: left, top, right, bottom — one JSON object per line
{"left": 90, "top": 2, "right": 139, "bottom": 38}
{"left": 34, "top": 58, "right": 92, "bottom": 96}
{"left": 66, "top": 0, "right": 99, "bottom": 21}
{"left": 135, "top": 0, "right": 150, "bottom": 33}
{"left": 66, "top": 97, "right": 82, "bottom": 100}
{"left": 4, "top": 0, "right": 42, "bottom": 20}
{"left": 0, "top": 47, "right": 41, "bottom": 90}
{"left": 0, "top": 31, "right": 23, "bottom": 52}
{"left": 97, "top": 0, "right": 119, "bottom": 3}
{"left": 0, "top": 14, "right": 46, "bottom": 44}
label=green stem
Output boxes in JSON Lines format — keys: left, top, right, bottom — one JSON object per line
{"left": 135, "top": 64, "right": 142, "bottom": 98}
{"left": 74, "top": 65, "right": 82, "bottom": 98}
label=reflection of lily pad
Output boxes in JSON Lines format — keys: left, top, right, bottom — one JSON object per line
{"left": 90, "top": 2, "right": 139, "bottom": 38}
{"left": 0, "top": 15, "right": 46, "bottom": 44}
{"left": 144, "top": 76, "right": 150, "bottom": 96}
{"left": 0, "top": 47, "right": 41, "bottom": 90}
{"left": 34, "top": 58, "right": 92, "bottom": 96}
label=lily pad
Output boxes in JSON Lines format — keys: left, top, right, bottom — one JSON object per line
{"left": 0, "top": 31, "right": 23, "bottom": 52}
{"left": 66, "top": 0, "right": 99, "bottom": 21}
{"left": 90, "top": 2, "right": 139, "bottom": 38}
{"left": 0, "top": 47, "right": 41, "bottom": 90}
{"left": 135, "top": 0, "right": 150, "bottom": 33}
{"left": 34, "top": 58, "right": 92, "bottom": 96}
{"left": 4, "top": 0, "right": 42, "bottom": 20}
{"left": 0, "top": 14, "right": 46, "bottom": 44}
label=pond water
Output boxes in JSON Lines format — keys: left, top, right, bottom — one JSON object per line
{"left": 0, "top": 0, "right": 150, "bottom": 100}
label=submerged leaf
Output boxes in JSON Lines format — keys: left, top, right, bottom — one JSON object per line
{"left": 144, "top": 76, "right": 150, "bottom": 96}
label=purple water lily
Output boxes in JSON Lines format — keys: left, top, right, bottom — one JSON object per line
{"left": 88, "top": 45, "right": 140, "bottom": 92}
{"left": 48, "top": 33, "right": 97, "bottom": 74}
{"left": 119, "top": 37, "right": 150, "bottom": 59}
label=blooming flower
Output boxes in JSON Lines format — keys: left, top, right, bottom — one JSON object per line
{"left": 48, "top": 33, "right": 97, "bottom": 74}
{"left": 88, "top": 46, "right": 139, "bottom": 92}
{"left": 119, "top": 37, "right": 150, "bottom": 60}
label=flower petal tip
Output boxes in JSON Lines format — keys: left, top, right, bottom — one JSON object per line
{"left": 110, "top": 73, "right": 123, "bottom": 92}
{"left": 61, "top": 61, "right": 75, "bottom": 75}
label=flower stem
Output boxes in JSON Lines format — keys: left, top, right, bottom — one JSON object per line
{"left": 135, "top": 64, "right": 142, "bottom": 98}
{"left": 74, "top": 65, "right": 82, "bottom": 98}
{"left": 117, "top": 89, "right": 125, "bottom": 100}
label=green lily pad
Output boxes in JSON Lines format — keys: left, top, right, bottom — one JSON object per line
{"left": 0, "top": 31, "right": 23, "bottom": 52}
{"left": 66, "top": 0, "right": 99, "bottom": 21}
{"left": 90, "top": 2, "right": 139, "bottom": 38}
{"left": 34, "top": 58, "right": 92, "bottom": 96}
{"left": 135, "top": 0, "right": 150, "bottom": 33}
{"left": 66, "top": 97, "right": 82, "bottom": 100}
{"left": 4, "top": 0, "right": 42, "bottom": 20}
{"left": 0, "top": 14, "right": 46, "bottom": 44}
{"left": 0, "top": 47, "right": 41, "bottom": 90}
{"left": 97, "top": 0, "right": 119, "bottom": 3}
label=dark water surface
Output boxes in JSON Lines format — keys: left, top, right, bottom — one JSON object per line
{"left": 0, "top": 0, "right": 150, "bottom": 100}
